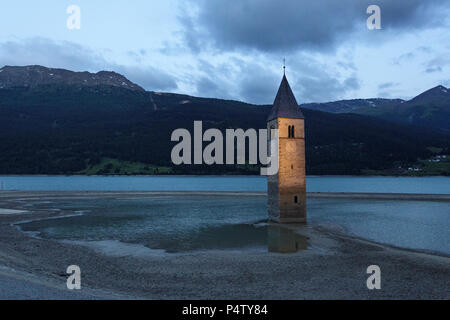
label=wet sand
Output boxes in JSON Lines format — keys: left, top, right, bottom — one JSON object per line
{"left": 0, "top": 191, "right": 449, "bottom": 300}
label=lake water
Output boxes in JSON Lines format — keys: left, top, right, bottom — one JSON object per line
{"left": 4, "top": 175, "right": 450, "bottom": 255}
{"left": 18, "top": 195, "right": 450, "bottom": 255}
{"left": 1, "top": 175, "right": 449, "bottom": 194}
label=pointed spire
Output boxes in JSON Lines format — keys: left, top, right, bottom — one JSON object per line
{"left": 267, "top": 74, "right": 304, "bottom": 121}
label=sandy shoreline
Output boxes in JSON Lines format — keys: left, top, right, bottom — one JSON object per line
{"left": 0, "top": 191, "right": 449, "bottom": 299}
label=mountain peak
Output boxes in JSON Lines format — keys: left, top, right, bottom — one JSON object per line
{"left": 426, "top": 84, "right": 447, "bottom": 92}
{"left": 0, "top": 65, "right": 144, "bottom": 92}
{"left": 427, "top": 85, "right": 448, "bottom": 93}
{"left": 410, "top": 84, "right": 450, "bottom": 104}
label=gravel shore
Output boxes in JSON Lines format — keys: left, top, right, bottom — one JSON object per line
{"left": 0, "top": 191, "right": 449, "bottom": 300}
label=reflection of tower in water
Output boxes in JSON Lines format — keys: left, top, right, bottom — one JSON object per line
{"left": 267, "top": 225, "right": 308, "bottom": 253}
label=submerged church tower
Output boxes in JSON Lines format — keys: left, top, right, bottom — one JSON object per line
{"left": 267, "top": 73, "right": 306, "bottom": 223}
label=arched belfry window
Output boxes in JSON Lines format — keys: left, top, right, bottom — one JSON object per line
{"left": 288, "top": 125, "right": 295, "bottom": 138}
{"left": 292, "top": 126, "right": 295, "bottom": 138}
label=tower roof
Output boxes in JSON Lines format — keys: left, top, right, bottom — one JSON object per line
{"left": 267, "top": 74, "right": 304, "bottom": 121}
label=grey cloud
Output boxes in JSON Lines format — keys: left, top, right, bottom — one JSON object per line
{"left": 217, "top": 56, "right": 362, "bottom": 104}
{"left": 180, "top": 0, "right": 449, "bottom": 53}
{"left": 195, "top": 76, "right": 220, "bottom": 98}
{"left": 192, "top": 59, "right": 280, "bottom": 104}
{"left": 239, "top": 71, "right": 279, "bottom": 104}
{"left": 126, "top": 49, "right": 148, "bottom": 63}
{"left": 424, "top": 55, "right": 450, "bottom": 73}
{"left": 114, "top": 65, "right": 177, "bottom": 91}
{"left": 178, "top": 12, "right": 202, "bottom": 53}
{"left": 378, "top": 91, "right": 392, "bottom": 98}
{"left": 393, "top": 52, "right": 415, "bottom": 65}
{"left": 192, "top": 59, "right": 236, "bottom": 99}
{"left": 343, "top": 76, "right": 360, "bottom": 91}
{"left": 288, "top": 55, "right": 361, "bottom": 103}
{"left": 418, "top": 46, "right": 433, "bottom": 53}
{"left": 425, "top": 66, "right": 442, "bottom": 73}
{"left": 0, "top": 37, "right": 105, "bottom": 70}
{"left": 337, "top": 61, "right": 357, "bottom": 71}
{"left": 295, "top": 74, "right": 361, "bottom": 103}
{"left": 393, "top": 46, "right": 439, "bottom": 66}
{"left": 377, "top": 82, "right": 401, "bottom": 97}
{"left": 0, "top": 38, "right": 177, "bottom": 91}
{"left": 378, "top": 82, "right": 399, "bottom": 90}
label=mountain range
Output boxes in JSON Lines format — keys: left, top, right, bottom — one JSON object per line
{"left": 0, "top": 65, "right": 448, "bottom": 175}
{"left": 302, "top": 85, "right": 450, "bottom": 132}
{"left": 0, "top": 65, "right": 144, "bottom": 91}
{"left": 302, "top": 98, "right": 405, "bottom": 114}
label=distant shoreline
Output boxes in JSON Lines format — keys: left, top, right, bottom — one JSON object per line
{"left": 1, "top": 190, "right": 449, "bottom": 201}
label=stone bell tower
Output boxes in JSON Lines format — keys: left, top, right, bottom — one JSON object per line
{"left": 267, "top": 73, "right": 306, "bottom": 223}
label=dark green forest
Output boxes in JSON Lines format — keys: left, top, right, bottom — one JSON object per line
{"left": 0, "top": 84, "right": 449, "bottom": 175}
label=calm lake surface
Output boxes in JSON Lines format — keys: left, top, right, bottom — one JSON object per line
{"left": 4, "top": 175, "right": 449, "bottom": 255}
{"left": 19, "top": 196, "right": 450, "bottom": 255}
{"left": 1, "top": 175, "right": 449, "bottom": 194}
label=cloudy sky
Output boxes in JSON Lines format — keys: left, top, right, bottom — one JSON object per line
{"left": 0, "top": 0, "right": 449, "bottom": 104}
